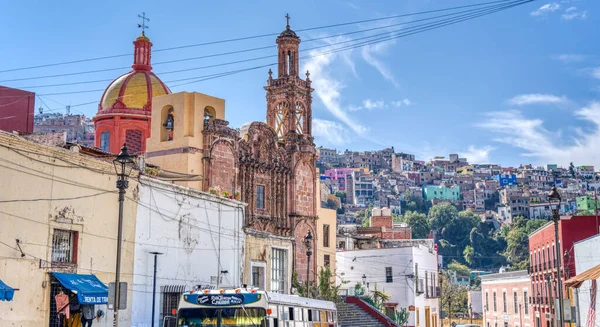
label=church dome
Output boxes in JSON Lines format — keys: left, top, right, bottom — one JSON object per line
{"left": 278, "top": 26, "right": 299, "bottom": 39}
{"left": 99, "top": 71, "right": 170, "bottom": 113}
{"left": 97, "top": 33, "right": 171, "bottom": 115}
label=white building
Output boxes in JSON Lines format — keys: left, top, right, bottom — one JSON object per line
{"left": 572, "top": 234, "right": 600, "bottom": 327}
{"left": 336, "top": 241, "right": 439, "bottom": 327}
{"left": 130, "top": 177, "right": 246, "bottom": 327}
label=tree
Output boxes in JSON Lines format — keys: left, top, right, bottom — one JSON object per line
{"left": 294, "top": 266, "right": 346, "bottom": 302}
{"left": 402, "top": 190, "right": 426, "bottom": 213}
{"left": 463, "top": 245, "right": 475, "bottom": 266}
{"left": 570, "top": 162, "right": 576, "bottom": 178}
{"left": 502, "top": 216, "right": 547, "bottom": 270}
{"left": 334, "top": 191, "right": 347, "bottom": 204}
{"left": 440, "top": 271, "right": 469, "bottom": 317}
{"left": 404, "top": 211, "right": 430, "bottom": 239}
{"left": 326, "top": 198, "right": 339, "bottom": 210}
{"left": 428, "top": 202, "right": 459, "bottom": 232}
{"left": 448, "top": 261, "right": 470, "bottom": 277}
{"left": 436, "top": 209, "right": 478, "bottom": 265}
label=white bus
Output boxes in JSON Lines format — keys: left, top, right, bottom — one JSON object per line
{"left": 176, "top": 288, "right": 338, "bottom": 327}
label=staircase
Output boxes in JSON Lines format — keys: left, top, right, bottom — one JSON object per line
{"left": 337, "top": 297, "right": 400, "bottom": 327}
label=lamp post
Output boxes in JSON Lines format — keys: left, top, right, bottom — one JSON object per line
{"left": 469, "top": 302, "right": 473, "bottom": 324}
{"left": 304, "top": 230, "right": 313, "bottom": 298}
{"left": 150, "top": 252, "right": 163, "bottom": 327}
{"left": 549, "top": 185, "right": 565, "bottom": 327}
{"left": 112, "top": 143, "right": 134, "bottom": 327}
{"left": 362, "top": 274, "right": 367, "bottom": 285}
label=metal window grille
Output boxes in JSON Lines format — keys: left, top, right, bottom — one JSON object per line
{"left": 324, "top": 255, "right": 330, "bottom": 267}
{"left": 271, "top": 248, "right": 286, "bottom": 293}
{"left": 514, "top": 292, "right": 519, "bottom": 313}
{"left": 161, "top": 285, "right": 185, "bottom": 327}
{"left": 524, "top": 291, "right": 529, "bottom": 314}
{"left": 52, "top": 229, "right": 74, "bottom": 263}
{"left": 385, "top": 267, "right": 393, "bottom": 283}
{"left": 503, "top": 292, "right": 507, "bottom": 313}
{"left": 323, "top": 225, "right": 330, "bottom": 248}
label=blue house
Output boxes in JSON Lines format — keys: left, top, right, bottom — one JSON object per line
{"left": 493, "top": 174, "right": 517, "bottom": 187}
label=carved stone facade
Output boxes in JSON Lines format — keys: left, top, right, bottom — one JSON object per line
{"left": 201, "top": 23, "right": 318, "bottom": 284}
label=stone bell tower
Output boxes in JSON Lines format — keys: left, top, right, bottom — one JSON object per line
{"left": 264, "top": 14, "right": 319, "bottom": 285}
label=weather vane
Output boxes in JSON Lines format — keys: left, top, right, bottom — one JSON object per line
{"left": 137, "top": 12, "right": 150, "bottom": 35}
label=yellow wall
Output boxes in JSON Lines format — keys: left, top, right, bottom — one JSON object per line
{"left": 0, "top": 132, "right": 138, "bottom": 327}
{"left": 145, "top": 91, "right": 226, "bottom": 190}
{"left": 316, "top": 178, "right": 337, "bottom": 278}
{"left": 243, "top": 231, "right": 294, "bottom": 293}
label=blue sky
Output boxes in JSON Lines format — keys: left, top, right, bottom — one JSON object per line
{"left": 1, "top": 0, "right": 599, "bottom": 167}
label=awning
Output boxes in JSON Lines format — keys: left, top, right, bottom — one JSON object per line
{"left": 565, "top": 263, "right": 600, "bottom": 288}
{"left": 51, "top": 272, "right": 108, "bottom": 304}
{"left": 0, "top": 279, "right": 15, "bottom": 301}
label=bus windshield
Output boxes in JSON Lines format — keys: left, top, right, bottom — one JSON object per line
{"left": 177, "top": 307, "right": 266, "bottom": 327}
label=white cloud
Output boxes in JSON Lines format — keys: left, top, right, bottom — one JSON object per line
{"left": 553, "top": 53, "right": 586, "bottom": 63}
{"left": 348, "top": 98, "right": 411, "bottom": 111}
{"left": 508, "top": 93, "right": 568, "bottom": 106}
{"left": 478, "top": 103, "right": 600, "bottom": 167}
{"left": 312, "top": 119, "right": 351, "bottom": 145}
{"left": 362, "top": 44, "right": 400, "bottom": 88}
{"left": 302, "top": 38, "right": 368, "bottom": 135}
{"left": 561, "top": 7, "right": 588, "bottom": 20}
{"left": 531, "top": 2, "right": 561, "bottom": 16}
{"left": 461, "top": 145, "right": 495, "bottom": 164}
{"left": 363, "top": 99, "right": 385, "bottom": 110}
{"left": 591, "top": 67, "right": 600, "bottom": 79}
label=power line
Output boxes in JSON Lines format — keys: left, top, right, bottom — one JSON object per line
{"left": 0, "top": 0, "right": 520, "bottom": 74}
{"left": 14, "top": 0, "right": 530, "bottom": 100}
{"left": 0, "top": 0, "right": 522, "bottom": 85}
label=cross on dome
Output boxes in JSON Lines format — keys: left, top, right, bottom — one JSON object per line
{"left": 137, "top": 12, "right": 150, "bottom": 36}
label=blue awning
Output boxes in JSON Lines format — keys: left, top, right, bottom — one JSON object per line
{"left": 0, "top": 279, "right": 15, "bottom": 301}
{"left": 51, "top": 272, "right": 108, "bottom": 305}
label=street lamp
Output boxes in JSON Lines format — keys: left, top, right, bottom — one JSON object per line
{"left": 304, "top": 230, "right": 313, "bottom": 298}
{"left": 112, "top": 143, "right": 135, "bottom": 327}
{"left": 548, "top": 185, "right": 565, "bottom": 327}
{"left": 362, "top": 274, "right": 367, "bottom": 285}
{"left": 469, "top": 302, "right": 473, "bottom": 324}
{"left": 149, "top": 252, "right": 164, "bottom": 327}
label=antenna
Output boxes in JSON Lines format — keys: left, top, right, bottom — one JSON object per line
{"left": 38, "top": 106, "right": 43, "bottom": 115}
{"left": 65, "top": 105, "right": 70, "bottom": 115}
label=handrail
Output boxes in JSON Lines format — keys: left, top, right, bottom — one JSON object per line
{"left": 345, "top": 296, "right": 401, "bottom": 327}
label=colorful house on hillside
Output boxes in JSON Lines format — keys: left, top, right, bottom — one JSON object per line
{"left": 422, "top": 185, "right": 460, "bottom": 201}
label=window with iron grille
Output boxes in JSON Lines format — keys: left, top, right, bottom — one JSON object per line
{"left": 514, "top": 292, "right": 519, "bottom": 314}
{"left": 161, "top": 286, "right": 185, "bottom": 327}
{"left": 385, "top": 267, "right": 393, "bottom": 283}
{"left": 271, "top": 248, "right": 286, "bottom": 293}
{"left": 256, "top": 185, "right": 265, "bottom": 209}
{"left": 523, "top": 291, "right": 529, "bottom": 314}
{"left": 503, "top": 292, "right": 507, "bottom": 313}
{"left": 51, "top": 229, "right": 76, "bottom": 263}
{"left": 486, "top": 292, "right": 489, "bottom": 311}
{"left": 323, "top": 224, "right": 330, "bottom": 248}
{"left": 324, "top": 255, "right": 330, "bottom": 267}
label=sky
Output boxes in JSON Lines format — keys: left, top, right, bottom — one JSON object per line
{"left": 1, "top": 0, "right": 599, "bottom": 168}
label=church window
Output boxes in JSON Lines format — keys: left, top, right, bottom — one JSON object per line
{"left": 286, "top": 50, "right": 291, "bottom": 75}
{"left": 100, "top": 131, "right": 110, "bottom": 152}
{"left": 256, "top": 185, "right": 265, "bottom": 209}
{"left": 273, "top": 102, "right": 289, "bottom": 139}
